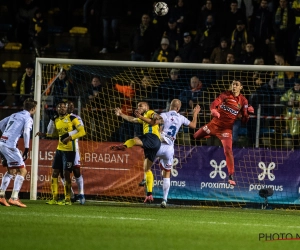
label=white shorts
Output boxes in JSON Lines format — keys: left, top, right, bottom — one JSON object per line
{"left": 0, "top": 144, "right": 25, "bottom": 168}
{"left": 74, "top": 151, "right": 81, "bottom": 167}
{"left": 156, "top": 142, "right": 174, "bottom": 171}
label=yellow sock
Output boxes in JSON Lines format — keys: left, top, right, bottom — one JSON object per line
{"left": 146, "top": 170, "right": 154, "bottom": 193}
{"left": 124, "top": 139, "right": 135, "bottom": 148}
{"left": 64, "top": 180, "right": 72, "bottom": 202}
{"left": 51, "top": 177, "right": 58, "bottom": 200}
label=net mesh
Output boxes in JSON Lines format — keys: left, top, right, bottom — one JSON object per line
{"left": 36, "top": 61, "right": 300, "bottom": 208}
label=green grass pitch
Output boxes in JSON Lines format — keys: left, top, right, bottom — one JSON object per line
{"left": 1, "top": 200, "right": 300, "bottom": 250}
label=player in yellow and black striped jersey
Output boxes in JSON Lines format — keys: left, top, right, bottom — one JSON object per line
{"left": 111, "top": 102, "right": 163, "bottom": 203}
{"left": 36, "top": 101, "right": 85, "bottom": 205}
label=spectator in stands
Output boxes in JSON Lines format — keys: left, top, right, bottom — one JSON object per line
{"left": 163, "top": 17, "right": 183, "bottom": 52}
{"left": 87, "top": 76, "right": 103, "bottom": 101}
{"left": 151, "top": 37, "right": 176, "bottom": 62}
{"left": 238, "top": 42, "right": 256, "bottom": 64}
{"left": 194, "top": 14, "right": 220, "bottom": 60}
{"left": 0, "top": 78, "right": 7, "bottom": 105}
{"left": 210, "top": 37, "right": 230, "bottom": 64}
{"left": 197, "top": 0, "right": 218, "bottom": 30}
{"left": 129, "top": 13, "right": 156, "bottom": 61}
{"left": 14, "top": 62, "right": 35, "bottom": 106}
{"left": 291, "top": 1, "right": 300, "bottom": 65}
{"left": 85, "top": 75, "right": 105, "bottom": 141}
{"left": 15, "top": 0, "right": 39, "bottom": 49}
{"left": 83, "top": 0, "right": 94, "bottom": 26}
{"left": 198, "top": 58, "right": 216, "bottom": 89}
{"left": 252, "top": 57, "right": 268, "bottom": 86}
{"left": 222, "top": 0, "right": 246, "bottom": 37}
{"left": 179, "top": 76, "right": 203, "bottom": 111}
{"left": 273, "top": 0, "right": 295, "bottom": 64}
{"left": 226, "top": 51, "right": 236, "bottom": 64}
{"left": 249, "top": 0, "right": 273, "bottom": 64}
{"left": 169, "top": 0, "right": 191, "bottom": 31}
{"left": 280, "top": 79, "right": 300, "bottom": 146}
{"left": 91, "top": 0, "right": 129, "bottom": 53}
{"left": 267, "top": 52, "right": 295, "bottom": 94}
{"left": 152, "top": 69, "right": 183, "bottom": 110}
{"left": 174, "top": 55, "right": 183, "bottom": 62}
{"left": 216, "top": 51, "right": 236, "bottom": 79}
{"left": 29, "top": 8, "right": 48, "bottom": 57}
{"left": 49, "top": 69, "right": 75, "bottom": 107}
{"left": 230, "top": 19, "right": 253, "bottom": 61}
{"left": 178, "top": 32, "right": 200, "bottom": 63}
{"left": 114, "top": 80, "right": 135, "bottom": 141}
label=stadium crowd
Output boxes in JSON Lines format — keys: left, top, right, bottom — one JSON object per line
{"left": 1, "top": 0, "right": 300, "bottom": 143}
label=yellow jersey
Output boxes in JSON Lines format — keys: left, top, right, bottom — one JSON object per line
{"left": 54, "top": 114, "right": 86, "bottom": 151}
{"left": 137, "top": 110, "right": 160, "bottom": 138}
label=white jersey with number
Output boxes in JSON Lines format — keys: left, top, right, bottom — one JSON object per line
{"left": 0, "top": 116, "right": 9, "bottom": 133}
{"left": 0, "top": 110, "right": 33, "bottom": 148}
{"left": 156, "top": 110, "right": 190, "bottom": 171}
{"left": 160, "top": 111, "right": 190, "bottom": 145}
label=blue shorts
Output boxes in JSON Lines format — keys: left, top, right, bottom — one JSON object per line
{"left": 138, "top": 133, "right": 161, "bottom": 162}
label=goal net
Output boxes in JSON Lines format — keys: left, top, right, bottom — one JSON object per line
{"left": 30, "top": 58, "right": 300, "bottom": 208}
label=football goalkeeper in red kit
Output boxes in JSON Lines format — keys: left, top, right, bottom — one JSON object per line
{"left": 194, "top": 80, "right": 254, "bottom": 186}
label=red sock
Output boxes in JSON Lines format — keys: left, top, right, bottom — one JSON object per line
{"left": 221, "top": 139, "right": 234, "bottom": 175}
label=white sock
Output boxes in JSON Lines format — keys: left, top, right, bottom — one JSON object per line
{"left": 163, "top": 178, "right": 170, "bottom": 201}
{"left": 0, "top": 172, "right": 13, "bottom": 195}
{"left": 76, "top": 175, "right": 84, "bottom": 195}
{"left": 11, "top": 175, "right": 24, "bottom": 199}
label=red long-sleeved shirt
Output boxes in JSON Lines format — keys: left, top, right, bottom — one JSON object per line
{"left": 210, "top": 91, "right": 249, "bottom": 130}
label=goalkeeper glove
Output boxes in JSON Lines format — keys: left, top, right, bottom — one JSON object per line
{"left": 22, "top": 148, "right": 29, "bottom": 161}
{"left": 211, "top": 109, "right": 220, "bottom": 118}
{"left": 50, "top": 111, "right": 59, "bottom": 121}
{"left": 60, "top": 133, "right": 69, "bottom": 141}
{"left": 247, "top": 105, "right": 254, "bottom": 113}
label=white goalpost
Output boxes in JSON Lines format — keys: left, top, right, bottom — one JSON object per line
{"left": 31, "top": 57, "right": 300, "bottom": 209}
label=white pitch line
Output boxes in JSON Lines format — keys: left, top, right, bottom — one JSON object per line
{"left": 1, "top": 211, "right": 300, "bottom": 228}
{"left": 0, "top": 211, "right": 154, "bottom": 221}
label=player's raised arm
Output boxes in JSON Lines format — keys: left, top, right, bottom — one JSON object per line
{"left": 135, "top": 109, "right": 163, "bottom": 126}
{"left": 210, "top": 95, "right": 223, "bottom": 118}
{"left": 114, "top": 107, "right": 139, "bottom": 123}
{"left": 188, "top": 104, "right": 201, "bottom": 129}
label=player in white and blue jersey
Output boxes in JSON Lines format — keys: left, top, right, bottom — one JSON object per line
{"left": 139, "top": 99, "right": 200, "bottom": 207}
{"left": 158, "top": 99, "right": 200, "bottom": 208}
{"left": 0, "top": 98, "right": 37, "bottom": 207}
